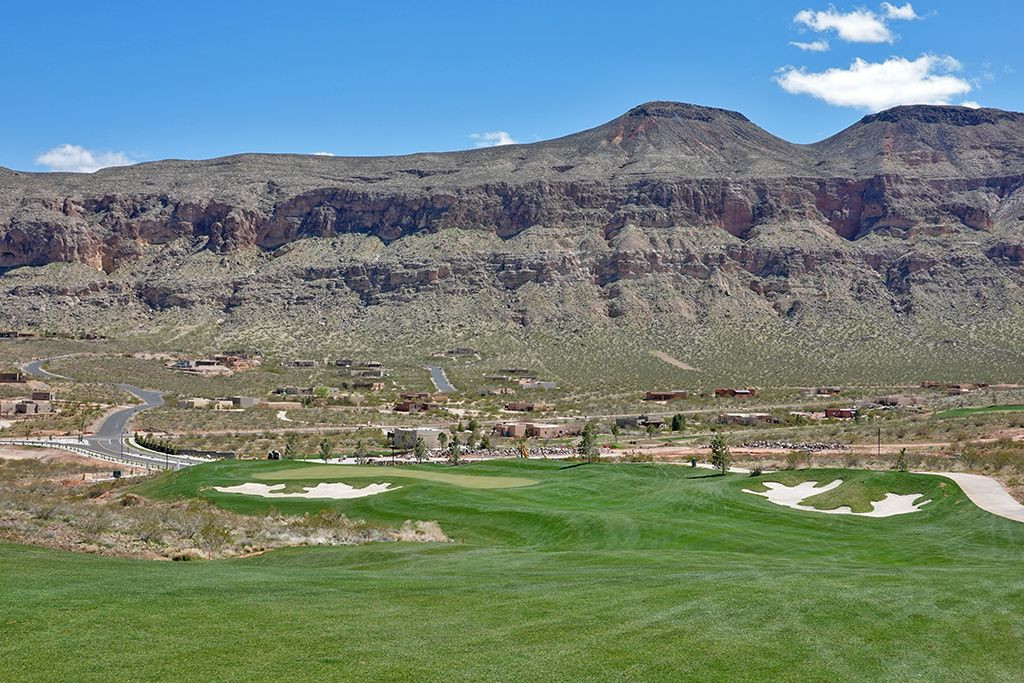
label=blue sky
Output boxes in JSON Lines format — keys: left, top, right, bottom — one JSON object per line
{"left": 1, "top": 0, "right": 1020, "bottom": 172}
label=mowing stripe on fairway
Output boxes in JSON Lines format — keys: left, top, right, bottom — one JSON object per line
{"left": 255, "top": 464, "right": 538, "bottom": 489}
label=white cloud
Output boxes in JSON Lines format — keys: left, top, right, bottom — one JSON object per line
{"left": 881, "top": 2, "right": 920, "bottom": 20}
{"left": 959, "top": 100, "right": 982, "bottom": 109}
{"left": 311, "top": 152, "right": 335, "bottom": 156}
{"left": 469, "top": 131, "right": 518, "bottom": 147}
{"left": 790, "top": 39, "right": 831, "bottom": 52}
{"left": 34, "top": 144, "right": 134, "bottom": 173}
{"left": 794, "top": 7, "right": 894, "bottom": 43}
{"left": 776, "top": 55, "right": 973, "bottom": 111}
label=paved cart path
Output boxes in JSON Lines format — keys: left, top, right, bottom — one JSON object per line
{"left": 917, "top": 471, "right": 1024, "bottom": 523}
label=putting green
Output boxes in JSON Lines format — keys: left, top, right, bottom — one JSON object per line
{"left": 255, "top": 464, "right": 538, "bottom": 489}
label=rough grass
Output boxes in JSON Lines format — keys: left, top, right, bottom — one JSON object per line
{"left": 0, "top": 457, "right": 442, "bottom": 559}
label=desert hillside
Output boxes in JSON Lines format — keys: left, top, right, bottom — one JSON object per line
{"left": 2, "top": 101, "right": 1023, "bottom": 382}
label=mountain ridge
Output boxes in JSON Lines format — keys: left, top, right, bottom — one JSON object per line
{"left": 1, "top": 100, "right": 1024, "bottom": 381}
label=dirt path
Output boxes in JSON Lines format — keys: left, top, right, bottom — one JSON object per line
{"left": 917, "top": 471, "right": 1024, "bottom": 523}
{"left": 649, "top": 351, "right": 698, "bottom": 372}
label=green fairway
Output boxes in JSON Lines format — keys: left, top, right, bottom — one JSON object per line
{"left": 3, "top": 460, "right": 1024, "bottom": 681}
{"left": 935, "top": 403, "right": 1024, "bottom": 418}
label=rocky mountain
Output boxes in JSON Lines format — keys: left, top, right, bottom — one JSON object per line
{"left": 2, "top": 101, "right": 1024, "bottom": 381}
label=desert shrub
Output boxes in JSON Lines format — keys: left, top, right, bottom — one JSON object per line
{"left": 785, "top": 450, "right": 812, "bottom": 470}
{"left": 894, "top": 448, "right": 909, "bottom": 472}
{"left": 78, "top": 507, "right": 114, "bottom": 541}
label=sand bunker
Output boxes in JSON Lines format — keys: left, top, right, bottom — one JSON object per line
{"left": 743, "top": 480, "right": 930, "bottom": 518}
{"left": 212, "top": 482, "right": 399, "bottom": 499}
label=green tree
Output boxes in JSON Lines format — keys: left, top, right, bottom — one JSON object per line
{"left": 318, "top": 438, "right": 333, "bottom": 462}
{"left": 449, "top": 434, "right": 462, "bottom": 465}
{"left": 284, "top": 434, "right": 299, "bottom": 460}
{"left": 413, "top": 437, "right": 427, "bottom": 463}
{"left": 479, "top": 434, "right": 492, "bottom": 451}
{"left": 438, "top": 432, "right": 448, "bottom": 451}
{"left": 517, "top": 438, "right": 530, "bottom": 459}
{"left": 578, "top": 422, "right": 598, "bottom": 462}
{"left": 467, "top": 418, "right": 480, "bottom": 433}
{"left": 710, "top": 432, "right": 732, "bottom": 475}
{"left": 610, "top": 423, "right": 621, "bottom": 445}
{"left": 671, "top": 413, "right": 687, "bottom": 432}
{"left": 354, "top": 439, "right": 368, "bottom": 462}
{"left": 646, "top": 423, "right": 660, "bottom": 438}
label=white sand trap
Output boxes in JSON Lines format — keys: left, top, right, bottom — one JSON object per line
{"left": 743, "top": 480, "right": 930, "bottom": 518}
{"left": 212, "top": 481, "right": 399, "bottom": 499}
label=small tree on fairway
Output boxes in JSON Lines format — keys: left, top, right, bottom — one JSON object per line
{"left": 284, "top": 434, "right": 299, "bottom": 460}
{"left": 671, "top": 414, "right": 686, "bottom": 432}
{"left": 413, "top": 437, "right": 427, "bottom": 463}
{"left": 710, "top": 432, "right": 731, "bottom": 475}
{"left": 318, "top": 438, "right": 333, "bottom": 462}
{"left": 449, "top": 435, "right": 461, "bottom": 465}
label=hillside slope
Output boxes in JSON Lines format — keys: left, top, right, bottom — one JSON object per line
{"left": 2, "top": 101, "right": 1024, "bottom": 381}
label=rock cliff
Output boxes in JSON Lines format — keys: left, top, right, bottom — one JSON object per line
{"left": 2, "top": 101, "right": 1024, "bottom": 378}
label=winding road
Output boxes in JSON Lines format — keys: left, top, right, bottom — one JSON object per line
{"left": 2, "top": 357, "right": 197, "bottom": 470}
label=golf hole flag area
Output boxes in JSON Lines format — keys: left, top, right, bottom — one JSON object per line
{"left": 4, "top": 460, "right": 1024, "bottom": 680}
